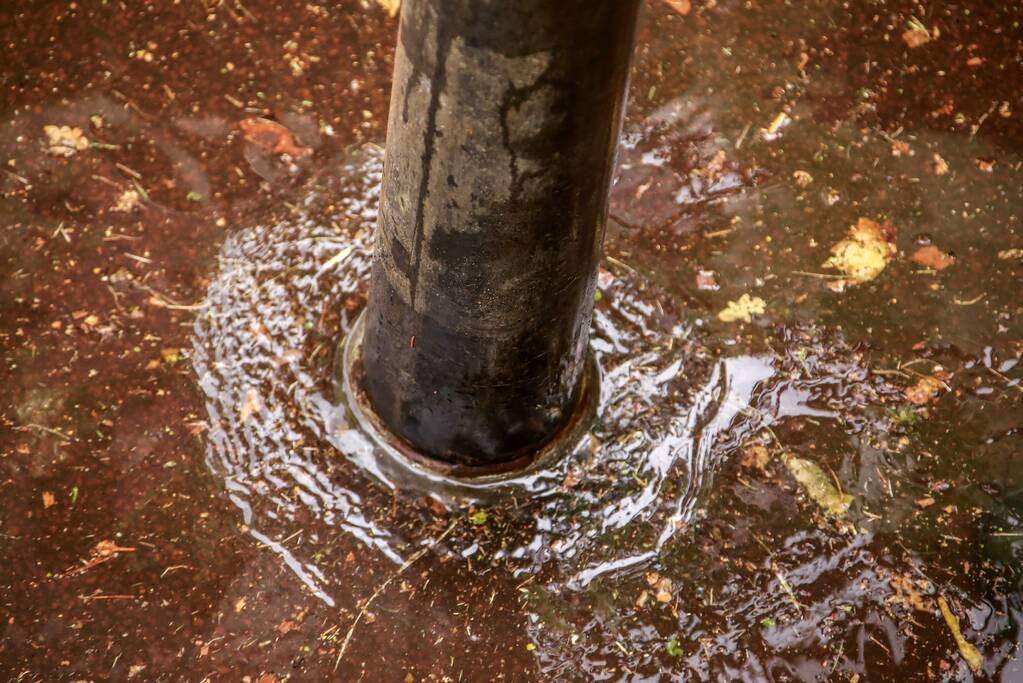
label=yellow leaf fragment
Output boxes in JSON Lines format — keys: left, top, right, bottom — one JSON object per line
{"left": 904, "top": 375, "right": 943, "bottom": 405}
{"left": 823, "top": 217, "right": 896, "bottom": 284}
{"left": 43, "top": 125, "right": 89, "bottom": 157}
{"left": 784, "top": 455, "right": 852, "bottom": 517}
{"left": 42, "top": 491, "right": 56, "bottom": 509}
{"left": 938, "top": 596, "right": 982, "bottom": 673}
{"left": 376, "top": 0, "right": 400, "bottom": 17}
{"left": 718, "top": 294, "right": 767, "bottom": 323}
{"left": 239, "top": 387, "right": 262, "bottom": 422}
{"left": 662, "top": 0, "right": 692, "bottom": 15}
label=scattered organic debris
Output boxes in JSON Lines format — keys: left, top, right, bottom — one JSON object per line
{"left": 783, "top": 453, "right": 852, "bottom": 518}
{"left": 718, "top": 294, "right": 766, "bottom": 323}
{"left": 938, "top": 596, "right": 983, "bottom": 673}
{"left": 65, "top": 540, "right": 137, "bottom": 577}
{"left": 823, "top": 217, "right": 896, "bottom": 286}
{"left": 662, "top": 0, "right": 692, "bottom": 16}
{"left": 238, "top": 118, "right": 312, "bottom": 157}
{"left": 113, "top": 188, "right": 141, "bottom": 212}
{"left": 902, "top": 17, "right": 937, "bottom": 48}
{"left": 904, "top": 376, "right": 944, "bottom": 405}
{"left": 43, "top": 124, "right": 89, "bottom": 157}
{"left": 376, "top": 0, "right": 400, "bottom": 17}
{"left": 910, "top": 245, "right": 956, "bottom": 271}
{"left": 239, "top": 387, "right": 263, "bottom": 422}
{"left": 792, "top": 170, "right": 813, "bottom": 187}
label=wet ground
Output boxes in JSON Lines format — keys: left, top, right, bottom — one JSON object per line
{"left": 1, "top": 0, "right": 1021, "bottom": 680}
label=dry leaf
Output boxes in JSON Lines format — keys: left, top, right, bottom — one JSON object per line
{"left": 916, "top": 496, "right": 936, "bottom": 508}
{"left": 239, "top": 387, "right": 262, "bottom": 422}
{"left": 911, "top": 245, "right": 956, "bottom": 271}
{"left": 938, "top": 596, "right": 982, "bottom": 673}
{"left": 663, "top": 0, "right": 691, "bottom": 15}
{"left": 792, "top": 170, "right": 814, "bottom": 187}
{"left": 113, "top": 189, "right": 140, "bottom": 212}
{"left": 741, "top": 444, "right": 770, "bottom": 471}
{"left": 890, "top": 140, "right": 913, "bottom": 157}
{"left": 823, "top": 217, "right": 896, "bottom": 284}
{"left": 905, "top": 376, "right": 944, "bottom": 405}
{"left": 998, "top": 248, "right": 1023, "bottom": 260}
{"left": 889, "top": 573, "right": 934, "bottom": 612}
{"left": 238, "top": 118, "right": 311, "bottom": 157}
{"left": 376, "top": 0, "right": 400, "bottom": 17}
{"left": 931, "top": 153, "right": 949, "bottom": 176}
{"left": 42, "top": 491, "right": 56, "bottom": 509}
{"left": 784, "top": 455, "right": 852, "bottom": 517}
{"left": 44, "top": 125, "right": 89, "bottom": 157}
{"left": 902, "top": 20, "right": 937, "bottom": 48}
{"left": 234, "top": 597, "right": 247, "bottom": 612}
{"left": 718, "top": 294, "right": 767, "bottom": 323}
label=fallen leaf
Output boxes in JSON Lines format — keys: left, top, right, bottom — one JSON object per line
{"left": 938, "top": 596, "right": 983, "bottom": 673}
{"left": 238, "top": 118, "right": 311, "bottom": 158}
{"left": 916, "top": 496, "right": 936, "bottom": 508}
{"left": 662, "top": 0, "right": 691, "bottom": 15}
{"left": 823, "top": 217, "right": 896, "bottom": 284}
{"left": 905, "top": 376, "right": 944, "bottom": 405}
{"left": 889, "top": 573, "right": 934, "bottom": 612}
{"left": 42, "top": 491, "right": 56, "bottom": 509}
{"left": 234, "top": 597, "right": 246, "bottom": 612}
{"left": 911, "top": 245, "right": 956, "bottom": 271}
{"left": 740, "top": 443, "right": 770, "bottom": 471}
{"left": 902, "top": 19, "right": 937, "bottom": 48}
{"left": 718, "top": 294, "right": 767, "bottom": 323}
{"left": 998, "top": 248, "right": 1023, "bottom": 261}
{"left": 976, "top": 158, "right": 995, "bottom": 173}
{"left": 239, "top": 387, "right": 262, "bottom": 422}
{"left": 890, "top": 140, "right": 913, "bottom": 157}
{"left": 784, "top": 454, "right": 852, "bottom": 517}
{"left": 113, "top": 189, "right": 140, "bottom": 212}
{"left": 376, "top": 0, "right": 400, "bottom": 16}
{"left": 695, "top": 269, "right": 718, "bottom": 290}
{"left": 792, "top": 170, "right": 814, "bottom": 187}
{"left": 930, "top": 153, "right": 949, "bottom": 176}
{"left": 43, "top": 125, "right": 90, "bottom": 157}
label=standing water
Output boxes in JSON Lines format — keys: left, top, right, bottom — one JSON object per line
{"left": 1, "top": 0, "right": 1021, "bottom": 680}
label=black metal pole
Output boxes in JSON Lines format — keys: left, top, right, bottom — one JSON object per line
{"left": 357, "top": 0, "right": 640, "bottom": 469}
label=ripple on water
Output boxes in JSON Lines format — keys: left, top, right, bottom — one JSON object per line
{"left": 190, "top": 144, "right": 781, "bottom": 603}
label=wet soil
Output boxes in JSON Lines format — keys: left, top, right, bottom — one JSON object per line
{"left": 2, "top": 0, "right": 1021, "bottom": 681}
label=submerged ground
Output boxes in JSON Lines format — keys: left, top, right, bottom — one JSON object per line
{"left": 1, "top": 0, "right": 1021, "bottom": 680}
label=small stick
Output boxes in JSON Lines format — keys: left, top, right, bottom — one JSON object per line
{"left": 334, "top": 519, "right": 459, "bottom": 671}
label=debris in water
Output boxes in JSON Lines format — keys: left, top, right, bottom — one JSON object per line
{"left": 42, "top": 491, "right": 56, "bottom": 509}
{"left": 238, "top": 117, "right": 312, "bottom": 157}
{"left": 718, "top": 294, "right": 766, "bottom": 323}
{"left": 823, "top": 217, "right": 896, "bottom": 286}
{"left": 930, "top": 153, "right": 949, "bottom": 176}
{"left": 998, "top": 248, "right": 1023, "bottom": 261}
{"left": 904, "top": 376, "right": 944, "bottom": 405}
{"left": 938, "top": 596, "right": 982, "bottom": 673}
{"left": 112, "top": 189, "right": 141, "bottom": 212}
{"left": 740, "top": 443, "right": 770, "bottom": 471}
{"left": 665, "top": 635, "right": 683, "bottom": 656}
{"left": 376, "top": 0, "right": 400, "bottom": 17}
{"left": 910, "top": 245, "right": 956, "bottom": 271}
{"left": 469, "top": 510, "right": 488, "bottom": 526}
{"left": 239, "top": 387, "right": 262, "bottom": 422}
{"left": 43, "top": 125, "right": 89, "bottom": 157}
{"left": 792, "top": 170, "right": 813, "bottom": 187}
{"left": 783, "top": 454, "right": 852, "bottom": 518}
{"left": 902, "top": 18, "right": 937, "bottom": 48}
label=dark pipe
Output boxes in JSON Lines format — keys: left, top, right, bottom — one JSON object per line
{"left": 358, "top": 0, "right": 640, "bottom": 467}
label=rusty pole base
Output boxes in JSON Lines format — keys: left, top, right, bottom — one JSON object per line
{"left": 337, "top": 312, "right": 599, "bottom": 486}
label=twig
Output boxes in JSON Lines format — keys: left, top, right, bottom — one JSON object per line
{"left": 334, "top": 519, "right": 459, "bottom": 671}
